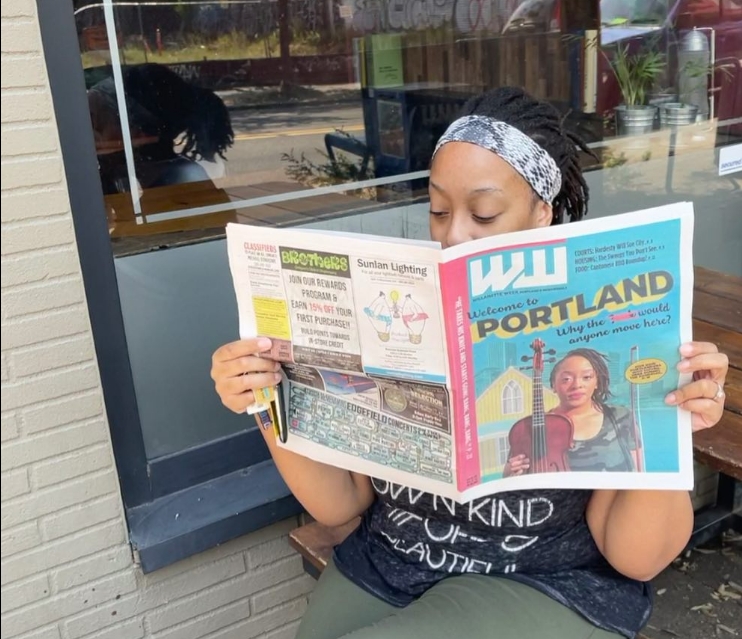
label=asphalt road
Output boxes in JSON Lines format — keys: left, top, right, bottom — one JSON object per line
{"left": 215, "top": 102, "right": 365, "bottom": 184}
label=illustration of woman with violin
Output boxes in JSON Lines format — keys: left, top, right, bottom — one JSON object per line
{"left": 504, "top": 347, "right": 640, "bottom": 476}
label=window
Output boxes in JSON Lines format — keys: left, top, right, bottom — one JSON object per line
{"left": 496, "top": 433, "right": 511, "bottom": 467}
{"left": 40, "top": 0, "right": 741, "bottom": 571}
{"left": 502, "top": 381, "right": 524, "bottom": 415}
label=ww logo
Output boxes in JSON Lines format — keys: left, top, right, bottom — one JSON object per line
{"left": 469, "top": 245, "right": 568, "bottom": 296}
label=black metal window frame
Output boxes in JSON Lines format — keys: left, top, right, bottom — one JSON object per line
{"left": 36, "top": 0, "right": 302, "bottom": 573}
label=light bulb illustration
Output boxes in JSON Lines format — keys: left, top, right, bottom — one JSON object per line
{"left": 389, "top": 289, "right": 402, "bottom": 318}
{"left": 401, "top": 294, "right": 429, "bottom": 344}
{"left": 363, "top": 292, "right": 392, "bottom": 342}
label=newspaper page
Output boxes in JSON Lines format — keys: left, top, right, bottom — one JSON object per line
{"left": 225, "top": 224, "right": 457, "bottom": 496}
{"left": 440, "top": 203, "right": 695, "bottom": 502}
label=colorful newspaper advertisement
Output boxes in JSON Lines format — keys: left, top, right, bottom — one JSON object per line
{"left": 440, "top": 203, "right": 695, "bottom": 501}
{"left": 225, "top": 202, "right": 695, "bottom": 502}
{"left": 227, "top": 226, "right": 456, "bottom": 495}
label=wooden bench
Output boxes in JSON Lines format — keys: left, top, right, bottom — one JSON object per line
{"left": 289, "top": 266, "right": 742, "bottom": 576}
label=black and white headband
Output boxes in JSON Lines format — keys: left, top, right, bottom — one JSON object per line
{"left": 432, "top": 115, "right": 562, "bottom": 204}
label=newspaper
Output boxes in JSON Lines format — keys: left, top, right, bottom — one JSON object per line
{"left": 226, "top": 202, "right": 695, "bottom": 502}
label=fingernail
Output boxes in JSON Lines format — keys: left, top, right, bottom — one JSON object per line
{"left": 665, "top": 393, "right": 677, "bottom": 405}
{"left": 679, "top": 343, "right": 693, "bottom": 356}
{"left": 677, "top": 359, "right": 690, "bottom": 370}
{"left": 257, "top": 337, "right": 271, "bottom": 350}
{"left": 274, "top": 373, "right": 282, "bottom": 383}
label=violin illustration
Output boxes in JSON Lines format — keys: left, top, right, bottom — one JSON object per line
{"left": 508, "top": 339, "right": 574, "bottom": 473}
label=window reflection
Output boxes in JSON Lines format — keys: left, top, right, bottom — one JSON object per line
{"left": 74, "top": 0, "right": 740, "bottom": 257}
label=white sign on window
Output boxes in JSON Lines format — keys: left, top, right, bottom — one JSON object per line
{"left": 719, "top": 144, "right": 742, "bottom": 177}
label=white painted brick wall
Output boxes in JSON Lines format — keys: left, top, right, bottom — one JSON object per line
{"left": 0, "top": 5, "right": 313, "bottom": 639}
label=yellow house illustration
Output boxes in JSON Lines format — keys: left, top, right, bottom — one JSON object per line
{"left": 476, "top": 367, "right": 560, "bottom": 478}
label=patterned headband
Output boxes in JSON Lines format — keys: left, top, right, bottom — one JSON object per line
{"left": 432, "top": 115, "right": 562, "bottom": 204}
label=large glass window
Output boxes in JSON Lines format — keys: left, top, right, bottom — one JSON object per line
{"left": 44, "top": 0, "right": 742, "bottom": 569}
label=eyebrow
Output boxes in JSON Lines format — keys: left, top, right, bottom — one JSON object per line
{"left": 429, "top": 180, "right": 503, "bottom": 195}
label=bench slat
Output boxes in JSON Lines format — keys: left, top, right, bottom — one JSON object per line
{"left": 694, "top": 410, "right": 742, "bottom": 481}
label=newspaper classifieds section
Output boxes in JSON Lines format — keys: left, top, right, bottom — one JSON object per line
{"left": 282, "top": 363, "right": 455, "bottom": 485}
{"left": 350, "top": 255, "right": 447, "bottom": 383}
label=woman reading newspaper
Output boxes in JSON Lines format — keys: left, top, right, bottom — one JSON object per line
{"left": 210, "top": 87, "right": 729, "bottom": 639}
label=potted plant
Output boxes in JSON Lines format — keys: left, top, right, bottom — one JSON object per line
{"left": 609, "top": 42, "right": 666, "bottom": 136}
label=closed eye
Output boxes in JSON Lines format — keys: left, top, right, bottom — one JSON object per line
{"left": 429, "top": 210, "right": 449, "bottom": 217}
{"left": 472, "top": 213, "right": 502, "bottom": 224}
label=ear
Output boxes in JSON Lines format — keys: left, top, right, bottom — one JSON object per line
{"left": 532, "top": 200, "right": 554, "bottom": 228}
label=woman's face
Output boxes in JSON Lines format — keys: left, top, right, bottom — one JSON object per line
{"left": 428, "top": 141, "right": 553, "bottom": 249}
{"left": 552, "top": 356, "right": 598, "bottom": 409}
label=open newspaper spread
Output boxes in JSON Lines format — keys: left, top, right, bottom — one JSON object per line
{"left": 226, "top": 202, "right": 695, "bottom": 503}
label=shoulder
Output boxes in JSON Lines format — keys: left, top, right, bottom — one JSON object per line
{"left": 605, "top": 404, "right": 632, "bottom": 425}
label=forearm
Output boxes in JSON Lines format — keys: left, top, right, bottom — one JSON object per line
{"left": 259, "top": 425, "right": 375, "bottom": 526}
{"left": 588, "top": 489, "right": 694, "bottom": 582}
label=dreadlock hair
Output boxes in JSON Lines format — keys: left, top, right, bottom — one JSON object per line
{"left": 549, "top": 348, "right": 613, "bottom": 409}
{"left": 458, "top": 86, "right": 596, "bottom": 224}
{"left": 122, "top": 63, "right": 234, "bottom": 162}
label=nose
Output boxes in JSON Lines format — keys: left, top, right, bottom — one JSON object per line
{"left": 443, "top": 214, "right": 473, "bottom": 249}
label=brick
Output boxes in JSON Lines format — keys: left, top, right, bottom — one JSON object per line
{"left": 65, "top": 592, "right": 141, "bottom": 639}
{"left": 53, "top": 546, "right": 133, "bottom": 592}
{"left": 33, "top": 443, "right": 112, "bottom": 489}
{"left": 246, "top": 535, "right": 295, "bottom": 569}
{"left": 3, "top": 363, "right": 100, "bottom": 410}
{"left": 204, "top": 599, "right": 306, "bottom": 639}
{"left": 1, "top": 122, "right": 57, "bottom": 156}
{"left": 1, "top": 353, "right": 8, "bottom": 381}
{"left": 2, "top": 521, "right": 126, "bottom": 586}
{"left": 147, "top": 571, "right": 253, "bottom": 632}
{"left": 0, "top": 19, "right": 39, "bottom": 52}
{"left": 4, "top": 313, "right": 94, "bottom": 358}
{"left": 41, "top": 494, "right": 123, "bottom": 542}
{"left": 11, "top": 335, "right": 95, "bottom": 378}
{"left": 1, "top": 467, "right": 30, "bottom": 501}
{"left": 1, "top": 187, "right": 70, "bottom": 223}
{"left": 1, "top": 573, "right": 50, "bottom": 613}
{"left": 1, "top": 521, "right": 41, "bottom": 557}
{"left": 22, "top": 391, "right": 103, "bottom": 435}
{"left": 1, "top": 469, "right": 119, "bottom": 530}
{"left": 140, "top": 554, "right": 246, "bottom": 609}
{"left": 262, "top": 621, "right": 301, "bottom": 639}
{"left": 1, "top": 156, "right": 61, "bottom": 190}
{"left": 251, "top": 575, "right": 315, "bottom": 614}
{"left": 1, "top": 0, "right": 36, "bottom": 18}
{"left": 4, "top": 278, "right": 84, "bottom": 318}
{"left": 84, "top": 617, "right": 145, "bottom": 639}
{"left": 2, "top": 419, "right": 108, "bottom": 471}
{"left": 1, "top": 216, "right": 74, "bottom": 256}
{"left": 2, "top": 305, "right": 90, "bottom": 349}
{"left": 1, "top": 55, "right": 46, "bottom": 89}
{"left": 153, "top": 596, "right": 252, "bottom": 639}
{"left": 2, "top": 571, "right": 138, "bottom": 637}
{"left": 2, "top": 246, "right": 79, "bottom": 288}
{"left": 1, "top": 413, "right": 20, "bottom": 441}
{"left": 11, "top": 627, "right": 60, "bottom": 639}
{"left": 1, "top": 89, "right": 52, "bottom": 123}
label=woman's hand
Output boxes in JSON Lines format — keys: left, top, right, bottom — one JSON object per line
{"left": 211, "top": 338, "right": 282, "bottom": 414}
{"left": 504, "top": 454, "right": 530, "bottom": 477}
{"left": 665, "top": 341, "right": 728, "bottom": 432}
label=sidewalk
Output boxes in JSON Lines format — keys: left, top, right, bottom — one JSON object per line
{"left": 645, "top": 529, "right": 741, "bottom": 638}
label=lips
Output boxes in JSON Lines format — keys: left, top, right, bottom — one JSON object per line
{"left": 567, "top": 392, "right": 586, "bottom": 401}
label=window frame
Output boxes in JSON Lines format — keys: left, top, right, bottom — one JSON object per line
{"left": 37, "top": 0, "right": 302, "bottom": 573}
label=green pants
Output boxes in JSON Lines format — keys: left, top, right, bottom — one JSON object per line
{"left": 295, "top": 559, "right": 622, "bottom": 639}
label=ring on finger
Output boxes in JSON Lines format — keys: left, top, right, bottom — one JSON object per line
{"left": 712, "top": 380, "right": 725, "bottom": 402}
